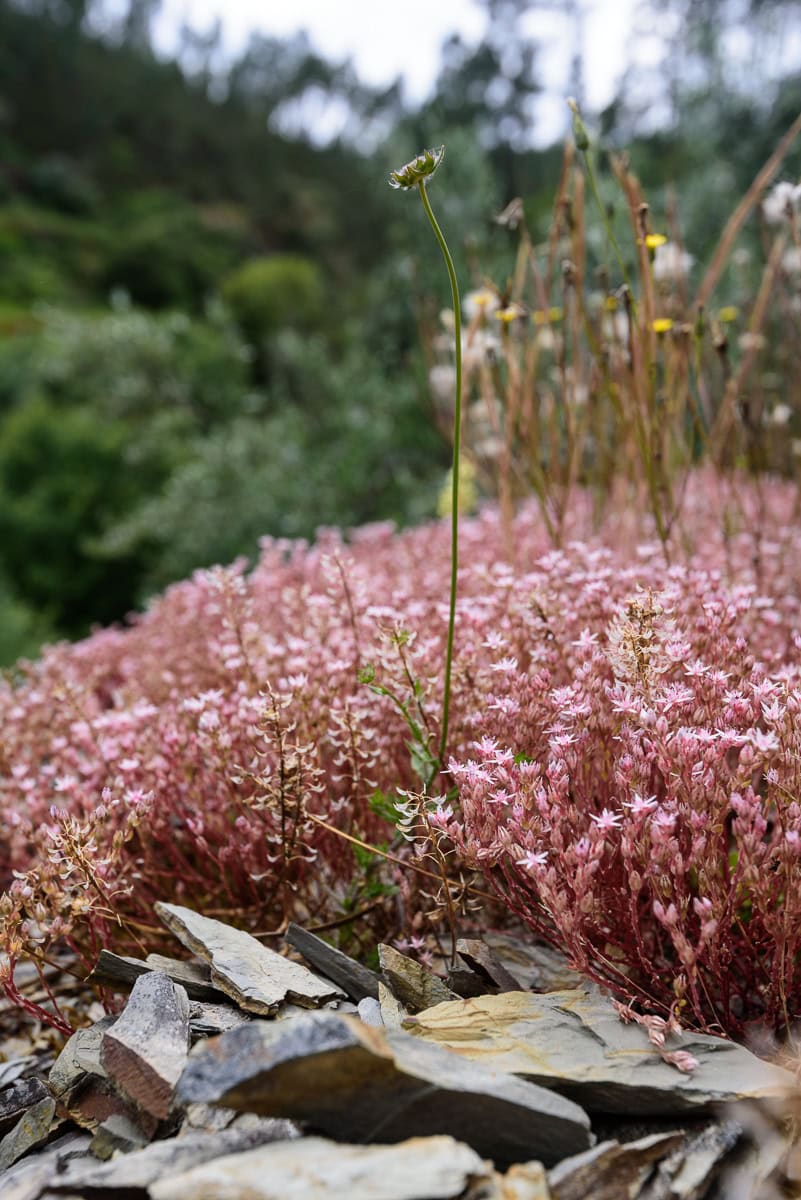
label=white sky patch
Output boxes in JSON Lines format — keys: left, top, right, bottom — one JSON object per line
{"left": 151, "top": 0, "right": 639, "bottom": 146}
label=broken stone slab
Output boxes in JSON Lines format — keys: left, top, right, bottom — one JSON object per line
{"left": 49, "top": 1016, "right": 116, "bottom": 1107}
{"left": 378, "top": 944, "right": 457, "bottom": 1012}
{"left": 0, "top": 1132, "right": 91, "bottom": 1200}
{"left": 402, "top": 984, "right": 797, "bottom": 1116}
{"left": 455, "top": 939, "right": 523, "bottom": 993}
{"left": 177, "top": 1009, "right": 593, "bottom": 1168}
{"left": 101, "top": 971, "right": 190, "bottom": 1121}
{"left": 155, "top": 903, "right": 345, "bottom": 1015}
{"left": 481, "top": 933, "right": 582, "bottom": 993}
{"left": 149, "top": 1134, "right": 492, "bottom": 1200}
{"left": 0, "top": 1095, "right": 57, "bottom": 1172}
{"left": 547, "top": 1132, "right": 686, "bottom": 1200}
{"left": 90, "top": 949, "right": 229, "bottom": 1004}
{"left": 284, "top": 923, "right": 381, "bottom": 1001}
{"left": 46, "top": 1120, "right": 300, "bottom": 1196}
{"left": 637, "top": 1120, "right": 743, "bottom": 1199}
{"left": 357, "top": 997, "right": 383, "bottom": 1027}
{"left": 492, "top": 1161, "right": 552, "bottom": 1199}
{"left": 89, "top": 1112, "right": 151, "bottom": 1160}
{"left": 378, "top": 982, "right": 407, "bottom": 1030}
{"left": 0, "top": 1078, "right": 50, "bottom": 1137}
{"left": 0, "top": 1057, "right": 41, "bottom": 1091}
{"left": 188, "top": 1000, "right": 250, "bottom": 1040}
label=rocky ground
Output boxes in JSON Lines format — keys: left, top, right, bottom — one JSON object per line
{"left": 0, "top": 907, "right": 799, "bottom": 1199}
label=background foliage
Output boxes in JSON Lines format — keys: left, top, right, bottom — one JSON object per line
{"left": 0, "top": 0, "right": 799, "bottom": 662}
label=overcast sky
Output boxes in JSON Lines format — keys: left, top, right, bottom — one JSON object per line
{"left": 151, "top": 0, "right": 643, "bottom": 145}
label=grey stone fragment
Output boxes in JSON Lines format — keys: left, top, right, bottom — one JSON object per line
{"left": 49, "top": 1018, "right": 115, "bottom": 1102}
{"left": 90, "top": 949, "right": 228, "bottom": 1003}
{"left": 89, "top": 1112, "right": 151, "bottom": 1159}
{"left": 155, "top": 903, "right": 345, "bottom": 1014}
{"left": 46, "top": 1121, "right": 298, "bottom": 1195}
{"left": 284, "top": 923, "right": 381, "bottom": 1001}
{"left": 0, "top": 1058, "right": 39, "bottom": 1090}
{"left": 455, "top": 939, "right": 523, "bottom": 992}
{"left": 378, "top": 983, "right": 407, "bottom": 1030}
{"left": 148, "top": 1135, "right": 492, "bottom": 1200}
{"left": 101, "top": 971, "right": 190, "bottom": 1120}
{"left": 378, "top": 944, "right": 456, "bottom": 1012}
{"left": 482, "top": 934, "right": 582, "bottom": 992}
{"left": 0, "top": 1096, "right": 57, "bottom": 1171}
{"left": 0, "top": 1078, "right": 50, "bottom": 1137}
{"left": 404, "top": 985, "right": 797, "bottom": 1116}
{"left": 176, "top": 1009, "right": 593, "bottom": 1168}
{"left": 188, "top": 1001, "right": 250, "bottom": 1039}
{"left": 0, "top": 1132, "right": 90, "bottom": 1200}
{"left": 638, "top": 1120, "right": 742, "bottom": 1199}
{"left": 357, "top": 997, "right": 383, "bottom": 1027}
{"left": 547, "top": 1132, "right": 686, "bottom": 1200}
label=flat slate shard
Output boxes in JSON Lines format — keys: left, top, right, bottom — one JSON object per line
{"left": 0, "top": 1095, "right": 56, "bottom": 1171}
{"left": 176, "top": 1010, "right": 593, "bottom": 1168}
{"left": 90, "top": 949, "right": 228, "bottom": 1004}
{"left": 0, "top": 1077, "right": 50, "bottom": 1137}
{"left": 0, "top": 1132, "right": 91, "bottom": 1200}
{"left": 481, "top": 934, "right": 582, "bottom": 993}
{"left": 155, "top": 903, "right": 345, "bottom": 1015}
{"left": 402, "top": 985, "right": 797, "bottom": 1116}
{"left": 101, "top": 971, "right": 190, "bottom": 1120}
{"left": 455, "top": 939, "right": 523, "bottom": 993}
{"left": 49, "top": 1018, "right": 115, "bottom": 1104}
{"left": 547, "top": 1132, "right": 686, "bottom": 1200}
{"left": 378, "top": 944, "right": 456, "bottom": 1012}
{"left": 284, "top": 922, "right": 381, "bottom": 1001}
{"left": 148, "top": 1134, "right": 492, "bottom": 1200}
{"left": 46, "top": 1121, "right": 298, "bottom": 1196}
{"left": 637, "top": 1120, "right": 743, "bottom": 1199}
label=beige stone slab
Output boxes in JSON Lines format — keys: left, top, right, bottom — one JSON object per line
{"left": 155, "top": 903, "right": 345, "bottom": 1015}
{"left": 402, "top": 985, "right": 796, "bottom": 1116}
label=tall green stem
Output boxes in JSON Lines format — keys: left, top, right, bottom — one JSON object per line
{"left": 417, "top": 180, "right": 462, "bottom": 777}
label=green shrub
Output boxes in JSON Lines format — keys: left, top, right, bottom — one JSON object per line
{"left": 221, "top": 253, "right": 325, "bottom": 343}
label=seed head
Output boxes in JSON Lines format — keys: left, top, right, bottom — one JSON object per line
{"left": 389, "top": 146, "right": 445, "bottom": 191}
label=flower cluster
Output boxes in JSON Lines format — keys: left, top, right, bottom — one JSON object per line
{"left": 4, "top": 471, "right": 801, "bottom": 1035}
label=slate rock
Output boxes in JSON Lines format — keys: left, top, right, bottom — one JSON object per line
{"left": 49, "top": 1018, "right": 115, "bottom": 1103}
{"left": 547, "top": 1132, "right": 686, "bottom": 1199}
{"left": 89, "top": 1112, "right": 151, "bottom": 1160}
{"left": 46, "top": 1121, "right": 298, "bottom": 1195}
{"left": 188, "top": 1000, "right": 250, "bottom": 1040}
{"left": 455, "top": 938, "right": 523, "bottom": 993}
{"left": 403, "top": 985, "right": 796, "bottom": 1115}
{"left": 101, "top": 971, "right": 190, "bottom": 1120}
{"left": 378, "top": 982, "right": 407, "bottom": 1030}
{"left": 357, "top": 997, "right": 383, "bottom": 1027}
{"left": 0, "top": 1095, "right": 56, "bottom": 1171}
{"left": 177, "top": 1009, "right": 593, "bottom": 1168}
{"left": 0, "top": 1078, "right": 50, "bottom": 1137}
{"left": 148, "top": 1134, "right": 492, "bottom": 1200}
{"left": 155, "top": 903, "right": 345, "bottom": 1014}
{"left": 90, "top": 949, "right": 228, "bottom": 1004}
{"left": 482, "top": 934, "right": 582, "bottom": 992}
{"left": 637, "top": 1120, "right": 743, "bottom": 1199}
{"left": 0, "top": 1132, "right": 91, "bottom": 1200}
{"left": 378, "top": 944, "right": 456, "bottom": 1012}
{"left": 284, "top": 923, "right": 381, "bottom": 1001}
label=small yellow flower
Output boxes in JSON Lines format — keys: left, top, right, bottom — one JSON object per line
{"left": 642, "top": 233, "right": 668, "bottom": 249}
{"left": 603, "top": 296, "right": 619, "bottom": 312}
{"left": 532, "top": 307, "right": 563, "bottom": 326}
{"left": 495, "top": 303, "right": 526, "bottom": 324}
{"left": 652, "top": 318, "right": 674, "bottom": 334}
{"left": 718, "top": 305, "right": 740, "bottom": 323}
